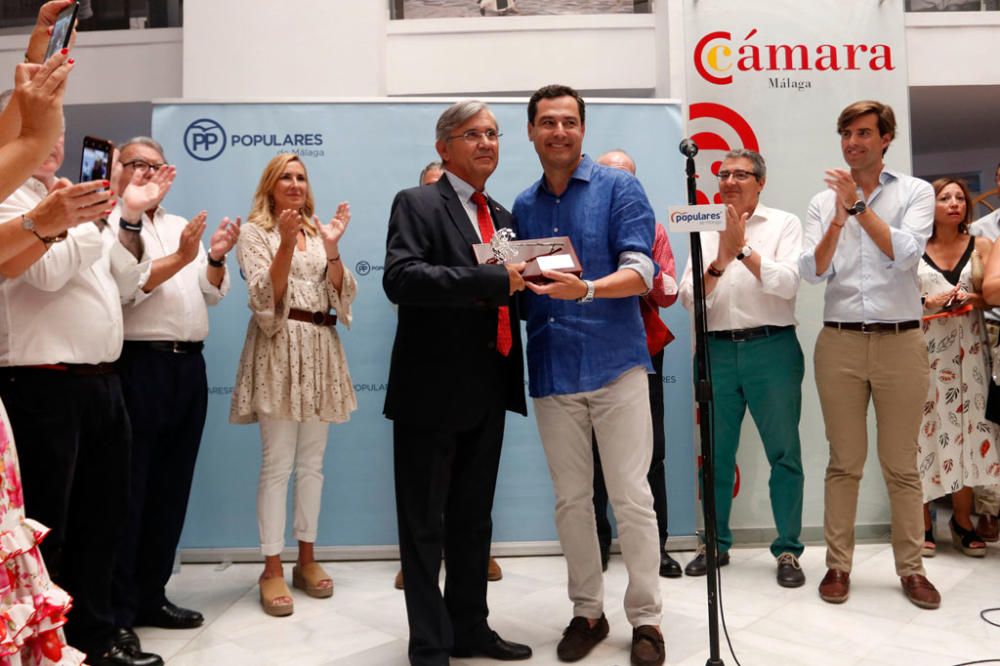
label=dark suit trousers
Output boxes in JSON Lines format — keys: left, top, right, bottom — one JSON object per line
{"left": 593, "top": 350, "right": 669, "bottom": 553}
{"left": 393, "top": 407, "right": 506, "bottom": 666}
{"left": 113, "top": 345, "right": 208, "bottom": 627}
{"left": 0, "top": 368, "right": 131, "bottom": 660}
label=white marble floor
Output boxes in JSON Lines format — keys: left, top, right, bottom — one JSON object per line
{"left": 140, "top": 540, "right": 1000, "bottom": 666}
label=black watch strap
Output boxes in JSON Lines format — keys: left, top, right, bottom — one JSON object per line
{"left": 119, "top": 218, "right": 143, "bottom": 232}
{"left": 207, "top": 254, "right": 225, "bottom": 268}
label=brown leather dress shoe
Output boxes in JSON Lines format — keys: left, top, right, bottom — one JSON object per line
{"left": 488, "top": 556, "right": 503, "bottom": 581}
{"left": 631, "top": 625, "right": 665, "bottom": 666}
{"left": 818, "top": 569, "right": 850, "bottom": 604}
{"left": 556, "top": 615, "right": 609, "bottom": 662}
{"left": 900, "top": 574, "right": 940, "bottom": 609}
{"left": 977, "top": 513, "right": 999, "bottom": 543}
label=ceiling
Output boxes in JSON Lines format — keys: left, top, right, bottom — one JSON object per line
{"left": 909, "top": 84, "right": 1000, "bottom": 155}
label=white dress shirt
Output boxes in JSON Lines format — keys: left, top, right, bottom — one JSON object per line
{"left": 799, "top": 168, "right": 934, "bottom": 323}
{"left": 0, "top": 179, "right": 126, "bottom": 365}
{"left": 970, "top": 209, "right": 1000, "bottom": 242}
{"left": 679, "top": 203, "right": 802, "bottom": 330}
{"left": 108, "top": 204, "right": 229, "bottom": 342}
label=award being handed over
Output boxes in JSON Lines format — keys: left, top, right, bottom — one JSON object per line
{"left": 473, "top": 231, "right": 583, "bottom": 284}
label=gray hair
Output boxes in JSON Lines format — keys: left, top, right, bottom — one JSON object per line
{"left": 419, "top": 160, "right": 443, "bottom": 185}
{"left": 435, "top": 100, "right": 496, "bottom": 143}
{"left": 119, "top": 136, "right": 166, "bottom": 161}
{"left": 723, "top": 148, "right": 766, "bottom": 181}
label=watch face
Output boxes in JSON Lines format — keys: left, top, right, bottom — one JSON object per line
{"left": 21, "top": 216, "right": 34, "bottom": 231}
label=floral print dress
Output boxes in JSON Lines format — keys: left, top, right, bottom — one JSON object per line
{"left": 0, "top": 402, "right": 84, "bottom": 666}
{"left": 917, "top": 242, "right": 1000, "bottom": 501}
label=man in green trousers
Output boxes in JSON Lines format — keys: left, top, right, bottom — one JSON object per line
{"left": 678, "top": 148, "right": 806, "bottom": 588}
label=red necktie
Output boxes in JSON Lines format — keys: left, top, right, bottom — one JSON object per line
{"left": 471, "top": 192, "right": 512, "bottom": 357}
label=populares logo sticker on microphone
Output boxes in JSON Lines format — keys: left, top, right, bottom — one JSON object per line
{"left": 693, "top": 29, "right": 895, "bottom": 88}
{"left": 183, "top": 118, "right": 325, "bottom": 162}
{"left": 686, "top": 102, "right": 760, "bottom": 205}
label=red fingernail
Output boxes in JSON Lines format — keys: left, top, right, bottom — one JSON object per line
{"left": 108, "top": 191, "right": 115, "bottom": 197}
{"left": 103, "top": 181, "right": 110, "bottom": 187}
{"left": 67, "top": 58, "right": 74, "bottom": 65}
{"left": 61, "top": 48, "right": 68, "bottom": 55}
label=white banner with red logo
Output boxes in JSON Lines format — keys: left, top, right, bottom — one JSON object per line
{"left": 683, "top": 1, "right": 912, "bottom": 536}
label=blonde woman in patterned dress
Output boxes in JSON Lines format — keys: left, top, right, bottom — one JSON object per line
{"left": 918, "top": 177, "right": 1000, "bottom": 558}
{"left": 231, "top": 154, "right": 357, "bottom": 616}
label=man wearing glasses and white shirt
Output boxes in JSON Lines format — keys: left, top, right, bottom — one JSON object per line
{"left": 800, "top": 100, "right": 940, "bottom": 610}
{"left": 109, "top": 137, "right": 240, "bottom": 643}
{"left": 679, "top": 148, "right": 806, "bottom": 588}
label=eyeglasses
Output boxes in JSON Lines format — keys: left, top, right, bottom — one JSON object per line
{"left": 447, "top": 129, "right": 502, "bottom": 143}
{"left": 716, "top": 170, "right": 756, "bottom": 182}
{"left": 122, "top": 159, "right": 165, "bottom": 174}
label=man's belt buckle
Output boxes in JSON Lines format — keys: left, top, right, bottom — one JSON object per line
{"left": 730, "top": 329, "right": 753, "bottom": 342}
{"left": 312, "top": 311, "right": 326, "bottom": 326}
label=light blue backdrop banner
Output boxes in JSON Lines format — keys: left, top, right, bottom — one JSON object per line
{"left": 151, "top": 99, "right": 695, "bottom": 550}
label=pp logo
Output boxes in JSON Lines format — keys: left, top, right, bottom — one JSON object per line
{"left": 355, "top": 260, "right": 371, "bottom": 276}
{"left": 184, "top": 118, "right": 227, "bottom": 161}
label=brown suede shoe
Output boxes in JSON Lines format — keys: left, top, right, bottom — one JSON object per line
{"left": 488, "top": 556, "right": 503, "bottom": 581}
{"left": 818, "top": 569, "right": 850, "bottom": 604}
{"left": 556, "top": 615, "right": 609, "bottom": 662}
{"left": 977, "top": 513, "right": 999, "bottom": 543}
{"left": 900, "top": 574, "right": 940, "bottom": 610}
{"left": 394, "top": 569, "right": 403, "bottom": 590}
{"left": 631, "top": 625, "right": 665, "bottom": 666}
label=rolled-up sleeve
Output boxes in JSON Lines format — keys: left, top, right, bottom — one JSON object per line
{"left": 22, "top": 224, "right": 104, "bottom": 292}
{"left": 799, "top": 196, "right": 832, "bottom": 284}
{"left": 883, "top": 179, "right": 934, "bottom": 271}
{"left": 758, "top": 212, "right": 802, "bottom": 299}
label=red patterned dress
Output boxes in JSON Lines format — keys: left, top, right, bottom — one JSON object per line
{"left": 0, "top": 402, "right": 84, "bottom": 666}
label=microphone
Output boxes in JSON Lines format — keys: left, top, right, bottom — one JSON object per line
{"left": 679, "top": 138, "right": 699, "bottom": 158}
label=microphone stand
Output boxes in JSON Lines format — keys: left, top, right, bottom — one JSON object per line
{"left": 679, "top": 139, "right": 725, "bottom": 666}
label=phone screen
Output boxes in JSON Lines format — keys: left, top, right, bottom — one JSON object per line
{"left": 80, "top": 136, "right": 112, "bottom": 183}
{"left": 44, "top": 3, "right": 79, "bottom": 61}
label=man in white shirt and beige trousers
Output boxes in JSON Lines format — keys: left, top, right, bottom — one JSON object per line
{"left": 800, "top": 100, "right": 941, "bottom": 610}
{"left": 678, "top": 148, "right": 806, "bottom": 588}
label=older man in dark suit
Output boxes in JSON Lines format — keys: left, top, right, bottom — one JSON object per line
{"left": 383, "top": 100, "right": 531, "bottom": 666}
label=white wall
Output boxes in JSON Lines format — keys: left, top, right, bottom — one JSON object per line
{"left": 0, "top": 28, "right": 181, "bottom": 104}
{"left": 1, "top": 3, "right": 994, "bottom": 107}
{"left": 182, "top": 2, "right": 387, "bottom": 99}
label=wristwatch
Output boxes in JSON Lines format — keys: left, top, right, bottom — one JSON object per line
{"left": 736, "top": 244, "right": 752, "bottom": 261}
{"left": 845, "top": 200, "right": 867, "bottom": 216}
{"left": 577, "top": 279, "right": 596, "bottom": 304}
{"left": 21, "top": 214, "right": 64, "bottom": 245}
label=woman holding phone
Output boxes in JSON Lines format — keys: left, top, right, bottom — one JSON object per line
{"left": 231, "top": 153, "right": 357, "bottom": 617}
{"left": 917, "top": 177, "right": 1000, "bottom": 558}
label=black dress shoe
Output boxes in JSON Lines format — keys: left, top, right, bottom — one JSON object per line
{"left": 600, "top": 546, "right": 610, "bottom": 572}
{"left": 451, "top": 630, "right": 532, "bottom": 661}
{"left": 683, "top": 547, "right": 730, "bottom": 577}
{"left": 135, "top": 600, "right": 204, "bottom": 629}
{"left": 92, "top": 629, "right": 164, "bottom": 666}
{"left": 659, "top": 551, "right": 683, "bottom": 578}
{"left": 776, "top": 552, "right": 805, "bottom": 588}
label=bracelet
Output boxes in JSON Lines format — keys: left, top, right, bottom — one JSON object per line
{"left": 119, "top": 218, "right": 143, "bottom": 232}
{"left": 707, "top": 263, "right": 724, "bottom": 278}
{"left": 207, "top": 254, "right": 225, "bottom": 268}
{"left": 327, "top": 255, "right": 341, "bottom": 263}
{"left": 33, "top": 230, "right": 68, "bottom": 246}
{"left": 832, "top": 221, "right": 845, "bottom": 228}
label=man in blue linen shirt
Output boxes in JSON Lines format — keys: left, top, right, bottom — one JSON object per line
{"left": 512, "top": 84, "right": 664, "bottom": 666}
{"left": 800, "top": 99, "right": 940, "bottom": 610}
